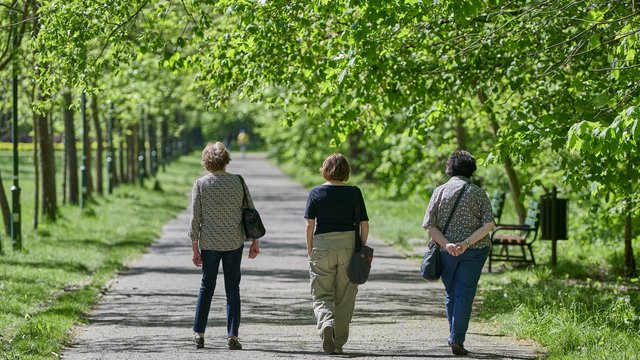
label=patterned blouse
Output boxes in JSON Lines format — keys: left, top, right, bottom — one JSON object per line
{"left": 422, "top": 176, "right": 494, "bottom": 248}
{"left": 188, "top": 172, "right": 255, "bottom": 251}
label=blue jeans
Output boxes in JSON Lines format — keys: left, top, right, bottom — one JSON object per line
{"left": 193, "top": 245, "right": 243, "bottom": 337}
{"left": 440, "top": 247, "right": 489, "bottom": 345}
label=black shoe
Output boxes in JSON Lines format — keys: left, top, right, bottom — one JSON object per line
{"left": 450, "top": 342, "right": 469, "bottom": 356}
{"left": 193, "top": 334, "right": 204, "bottom": 349}
{"left": 322, "top": 326, "right": 335, "bottom": 354}
{"left": 228, "top": 337, "right": 243, "bottom": 350}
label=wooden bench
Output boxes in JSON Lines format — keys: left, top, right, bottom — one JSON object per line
{"left": 488, "top": 200, "right": 539, "bottom": 272}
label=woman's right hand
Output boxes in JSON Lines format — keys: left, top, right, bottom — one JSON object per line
{"left": 192, "top": 249, "right": 203, "bottom": 267}
{"left": 445, "top": 243, "right": 459, "bottom": 256}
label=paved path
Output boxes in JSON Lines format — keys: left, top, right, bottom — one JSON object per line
{"left": 63, "top": 154, "right": 539, "bottom": 359}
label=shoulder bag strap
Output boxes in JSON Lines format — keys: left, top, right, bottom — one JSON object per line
{"left": 237, "top": 175, "right": 248, "bottom": 209}
{"left": 441, "top": 183, "right": 470, "bottom": 236}
{"left": 353, "top": 186, "right": 362, "bottom": 252}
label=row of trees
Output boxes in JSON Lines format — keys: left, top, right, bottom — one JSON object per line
{"left": 1, "top": 1, "right": 637, "bottom": 275}
{"left": 0, "top": 1, "right": 200, "bottom": 253}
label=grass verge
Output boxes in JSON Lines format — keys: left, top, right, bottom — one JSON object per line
{"left": 478, "top": 267, "right": 640, "bottom": 359}
{"left": 0, "top": 153, "right": 202, "bottom": 359}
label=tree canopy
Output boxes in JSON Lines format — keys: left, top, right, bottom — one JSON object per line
{"left": 1, "top": 0, "right": 638, "bottom": 274}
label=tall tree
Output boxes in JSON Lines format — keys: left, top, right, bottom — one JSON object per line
{"left": 92, "top": 93, "right": 104, "bottom": 195}
{"left": 63, "top": 92, "right": 79, "bottom": 205}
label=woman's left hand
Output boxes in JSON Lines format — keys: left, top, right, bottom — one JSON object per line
{"left": 454, "top": 242, "right": 468, "bottom": 256}
{"left": 249, "top": 239, "right": 260, "bottom": 259}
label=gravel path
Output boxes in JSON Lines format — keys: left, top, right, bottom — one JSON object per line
{"left": 62, "top": 154, "right": 540, "bottom": 359}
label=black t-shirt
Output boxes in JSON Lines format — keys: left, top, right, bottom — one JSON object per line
{"left": 304, "top": 185, "right": 369, "bottom": 235}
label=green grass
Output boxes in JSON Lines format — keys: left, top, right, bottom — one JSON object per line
{"left": 0, "top": 152, "right": 203, "bottom": 359}
{"left": 273, "top": 156, "right": 640, "bottom": 359}
{"left": 478, "top": 268, "right": 640, "bottom": 359}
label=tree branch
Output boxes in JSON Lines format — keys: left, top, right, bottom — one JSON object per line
{"left": 92, "top": 0, "right": 151, "bottom": 65}
{"left": 590, "top": 63, "right": 640, "bottom": 71}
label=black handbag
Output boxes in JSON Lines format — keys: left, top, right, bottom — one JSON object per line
{"left": 348, "top": 187, "right": 374, "bottom": 285}
{"left": 238, "top": 175, "right": 266, "bottom": 240}
{"left": 421, "top": 183, "right": 469, "bottom": 281}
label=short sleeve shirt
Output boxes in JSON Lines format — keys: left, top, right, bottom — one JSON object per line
{"left": 422, "top": 176, "right": 494, "bottom": 248}
{"left": 304, "top": 185, "right": 369, "bottom": 235}
{"left": 188, "top": 173, "right": 255, "bottom": 251}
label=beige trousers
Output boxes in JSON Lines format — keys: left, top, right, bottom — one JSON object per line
{"left": 309, "top": 231, "right": 358, "bottom": 349}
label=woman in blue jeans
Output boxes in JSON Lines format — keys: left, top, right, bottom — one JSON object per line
{"left": 422, "top": 150, "right": 495, "bottom": 356}
{"left": 188, "top": 142, "right": 261, "bottom": 350}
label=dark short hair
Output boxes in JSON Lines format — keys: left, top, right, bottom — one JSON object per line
{"left": 202, "top": 142, "right": 231, "bottom": 172}
{"left": 320, "top": 153, "right": 350, "bottom": 181}
{"left": 445, "top": 150, "right": 477, "bottom": 178}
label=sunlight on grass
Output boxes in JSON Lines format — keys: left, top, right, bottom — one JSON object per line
{"left": 478, "top": 268, "right": 640, "bottom": 359}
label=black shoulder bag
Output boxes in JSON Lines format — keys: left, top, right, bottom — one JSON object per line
{"left": 421, "top": 183, "right": 470, "bottom": 281}
{"left": 347, "top": 187, "right": 374, "bottom": 285}
{"left": 237, "top": 175, "right": 266, "bottom": 240}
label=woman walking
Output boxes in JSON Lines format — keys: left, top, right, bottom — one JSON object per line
{"left": 305, "top": 153, "right": 369, "bottom": 355}
{"left": 422, "top": 150, "right": 495, "bottom": 356}
{"left": 189, "top": 142, "right": 261, "bottom": 350}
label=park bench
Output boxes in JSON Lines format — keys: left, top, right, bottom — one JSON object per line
{"left": 488, "top": 200, "right": 540, "bottom": 272}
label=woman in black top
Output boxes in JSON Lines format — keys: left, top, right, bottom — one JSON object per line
{"left": 304, "top": 153, "right": 369, "bottom": 355}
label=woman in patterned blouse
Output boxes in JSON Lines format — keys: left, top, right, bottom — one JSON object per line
{"left": 188, "top": 142, "right": 260, "bottom": 350}
{"left": 422, "top": 150, "right": 495, "bottom": 356}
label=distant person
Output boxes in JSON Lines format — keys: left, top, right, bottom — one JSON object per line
{"left": 304, "top": 153, "right": 369, "bottom": 355}
{"left": 422, "top": 150, "right": 495, "bottom": 356}
{"left": 223, "top": 132, "right": 233, "bottom": 148}
{"left": 188, "top": 142, "right": 261, "bottom": 350}
{"left": 237, "top": 129, "right": 249, "bottom": 158}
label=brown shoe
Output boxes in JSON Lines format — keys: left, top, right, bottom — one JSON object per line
{"left": 450, "top": 342, "right": 469, "bottom": 356}
{"left": 322, "top": 326, "right": 335, "bottom": 354}
{"left": 193, "top": 334, "right": 204, "bottom": 349}
{"left": 228, "top": 337, "right": 242, "bottom": 350}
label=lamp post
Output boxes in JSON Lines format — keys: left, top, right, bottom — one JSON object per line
{"left": 138, "top": 109, "right": 146, "bottom": 186}
{"left": 80, "top": 91, "right": 88, "bottom": 209}
{"left": 107, "top": 103, "right": 114, "bottom": 194}
{"left": 10, "top": 7, "right": 22, "bottom": 250}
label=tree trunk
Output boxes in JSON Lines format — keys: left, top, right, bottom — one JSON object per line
{"left": 62, "top": 120, "right": 67, "bottom": 204}
{"left": 33, "top": 92, "right": 40, "bottom": 229}
{"left": 118, "top": 121, "right": 125, "bottom": 184}
{"left": 0, "top": 171, "right": 11, "bottom": 235}
{"left": 624, "top": 198, "right": 637, "bottom": 277}
{"left": 127, "top": 126, "right": 136, "bottom": 182}
{"left": 84, "top": 103, "right": 93, "bottom": 196}
{"left": 161, "top": 116, "right": 169, "bottom": 170}
{"left": 477, "top": 90, "right": 526, "bottom": 223}
{"left": 38, "top": 106, "right": 57, "bottom": 221}
{"left": 91, "top": 94, "right": 104, "bottom": 195}
{"left": 456, "top": 117, "right": 467, "bottom": 150}
{"left": 148, "top": 116, "right": 158, "bottom": 177}
{"left": 63, "top": 92, "right": 79, "bottom": 205}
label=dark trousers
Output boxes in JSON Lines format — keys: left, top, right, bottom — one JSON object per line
{"left": 440, "top": 247, "right": 489, "bottom": 345}
{"left": 193, "top": 245, "right": 243, "bottom": 337}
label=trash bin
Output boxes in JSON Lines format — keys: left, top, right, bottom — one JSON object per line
{"left": 540, "top": 196, "right": 567, "bottom": 241}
